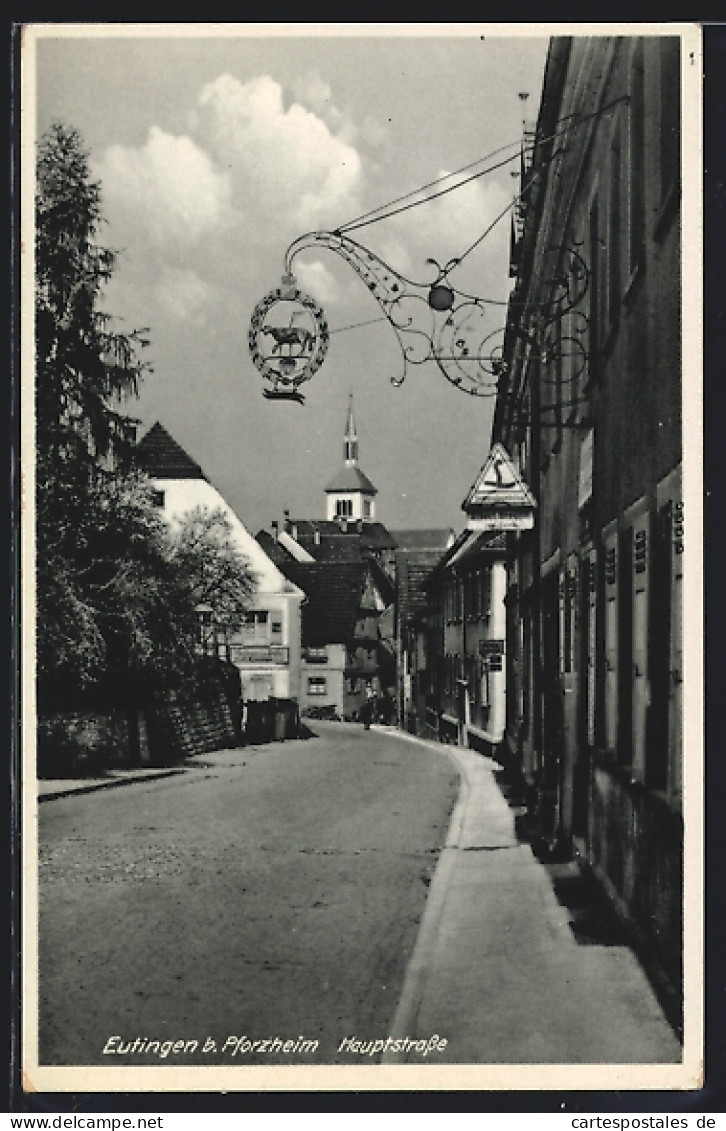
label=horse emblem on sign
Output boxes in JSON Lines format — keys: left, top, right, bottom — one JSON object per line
{"left": 248, "top": 276, "right": 329, "bottom": 401}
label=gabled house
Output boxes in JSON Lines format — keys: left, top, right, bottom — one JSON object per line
{"left": 255, "top": 536, "right": 395, "bottom": 721}
{"left": 136, "top": 422, "right": 305, "bottom": 704}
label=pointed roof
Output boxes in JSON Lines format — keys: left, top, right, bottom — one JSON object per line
{"left": 325, "top": 465, "right": 378, "bottom": 494}
{"left": 345, "top": 393, "right": 357, "bottom": 442}
{"left": 327, "top": 393, "right": 377, "bottom": 495}
{"left": 135, "top": 422, "right": 207, "bottom": 480}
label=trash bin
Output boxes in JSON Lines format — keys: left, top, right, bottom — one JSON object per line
{"left": 273, "top": 698, "right": 288, "bottom": 742}
{"left": 271, "top": 697, "right": 299, "bottom": 741}
{"left": 245, "top": 699, "right": 274, "bottom": 744}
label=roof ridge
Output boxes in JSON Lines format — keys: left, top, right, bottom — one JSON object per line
{"left": 135, "top": 422, "right": 207, "bottom": 481}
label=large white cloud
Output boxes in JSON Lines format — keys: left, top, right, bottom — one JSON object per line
{"left": 92, "top": 72, "right": 367, "bottom": 323}
{"left": 194, "top": 73, "right": 363, "bottom": 229}
{"left": 95, "top": 126, "right": 230, "bottom": 250}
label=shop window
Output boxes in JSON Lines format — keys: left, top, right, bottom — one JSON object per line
{"left": 246, "top": 675, "right": 274, "bottom": 702}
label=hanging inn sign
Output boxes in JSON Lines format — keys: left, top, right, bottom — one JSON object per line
{"left": 461, "top": 443, "right": 536, "bottom": 532}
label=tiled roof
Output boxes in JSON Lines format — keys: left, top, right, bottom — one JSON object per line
{"left": 396, "top": 548, "right": 449, "bottom": 625}
{"left": 281, "top": 561, "right": 367, "bottom": 647}
{"left": 255, "top": 530, "right": 297, "bottom": 567}
{"left": 324, "top": 464, "right": 378, "bottom": 494}
{"left": 391, "top": 528, "right": 455, "bottom": 551}
{"left": 283, "top": 518, "right": 397, "bottom": 558}
{"left": 135, "top": 422, "right": 207, "bottom": 480}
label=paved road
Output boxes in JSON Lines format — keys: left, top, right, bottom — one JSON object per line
{"left": 37, "top": 723, "right": 459, "bottom": 1067}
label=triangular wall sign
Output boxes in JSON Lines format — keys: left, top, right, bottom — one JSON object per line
{"left": 462, "top": 443, "right": 537, "bottom": 531}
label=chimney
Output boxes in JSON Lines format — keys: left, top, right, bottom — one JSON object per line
{"left": 284, "top": 509, "right": 291, "bottom": 533}
{"left": 356, "top": 519, "right": 363, "bottom": 534}
{"left": 340, "top": 518, "right": 348, "bottom": 533}
{"left": 271, "top": 520, "right": 279, "bottom": 542}
{"left": 313, "top": 527, "right": 321, "bottom": 547}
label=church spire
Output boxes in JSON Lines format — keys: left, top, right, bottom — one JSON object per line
{"left": 325, "top": 395, "right": 377, "bottom": 522}
{"left": 344, "top": 393, "right": 358, "bottom": 466}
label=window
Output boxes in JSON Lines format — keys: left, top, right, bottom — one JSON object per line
{"left": 151, "top": 489, "right": 165, "bottom": 508}
{"left": 271, "top": 618, "right": 282, "bottom": 638}
{"left": 628, "top": 39, "right": 646, "bottom": 274}
{"left": 630, "top": 513, "right": 651, "bottom": 783}
{"left": 602, "top": 524, "right": 619, "bottom": 755}
{"left": 583, "top": 548, "right": 598, "bottom": 748}
{"left": 304, "top": 646, "right": 328, "bottom": 664}
{"left": 241, "top": 610, "right": 269, "bottom": 645}
{"left": 335, "top": 498, "right": 353, "bottom": 518}
{"left": 307, "top": 676, "right": 327, "bottom": 696}
{"left": 363, "top": 499, "right": 372, "bottom": 518}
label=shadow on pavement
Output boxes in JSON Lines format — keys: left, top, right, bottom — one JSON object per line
{"left": 490, "top": 760, "right": 683, "bottom": 1040}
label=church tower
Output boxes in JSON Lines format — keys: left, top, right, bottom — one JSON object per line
{"left": 325, "top": 395, "right": 377, "bottom": 522}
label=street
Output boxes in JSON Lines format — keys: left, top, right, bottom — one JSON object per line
{"left": 37, "top": 722, "right": 459, "bottom": 1066}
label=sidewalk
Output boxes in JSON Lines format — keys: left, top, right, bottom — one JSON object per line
{"left": 37, "top": 765, "right": 188, "bottom": 802}
{"left": 382, "top": 734, "right": 684, "bottom": 1067}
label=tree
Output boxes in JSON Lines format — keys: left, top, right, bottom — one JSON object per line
{"left": 33, "top": 123, "right": 257, "bottom": 711}
{"left": 34, "top": 122, "right": 159, "bottom": 705}
{"left": 166, "top": 507, "right": 256, "bottom": 654}
{"left": 36, "top": 472, "right": 199, "bottom": 703}
{"left": 35, "top": 122, "right": 149, "bottom": 482}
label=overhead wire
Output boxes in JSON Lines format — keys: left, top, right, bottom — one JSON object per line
{"left": 334, "top": 96, "right": 627, "bottom": 239}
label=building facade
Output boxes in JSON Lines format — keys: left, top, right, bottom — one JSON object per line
{"left": 398, "top": 445, "right": 532, "bottom": 753}
{"left": 393, "top": 528, "right": 456, "bottom": 734}
{"left": 136, "top": 423, "right": 305, "bottom": 704}
{"left": 492, "top": 36, "right": 683, "bottom": 1002}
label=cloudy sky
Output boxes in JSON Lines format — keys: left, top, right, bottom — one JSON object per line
{"left": 28, "top": 24, "right": 550, "bottom": 536}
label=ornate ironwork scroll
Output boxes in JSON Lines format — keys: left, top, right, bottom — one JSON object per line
{"left": 248, "top": 230, "right": 590, "bottom": 405}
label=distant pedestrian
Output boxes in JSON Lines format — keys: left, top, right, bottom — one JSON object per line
{"left": 362, "top": 685, "right": 376, "bottom": 730}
